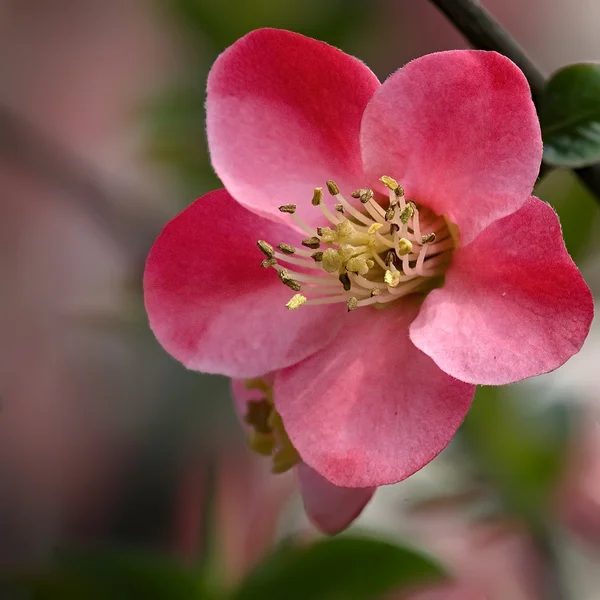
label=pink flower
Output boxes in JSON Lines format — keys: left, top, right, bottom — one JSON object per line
{"left": 144, "top": 29, "right": 592, "bottom": 504}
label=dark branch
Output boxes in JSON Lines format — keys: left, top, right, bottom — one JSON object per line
{"left": 429, "top": 0, "right": 600, "bottom": 202}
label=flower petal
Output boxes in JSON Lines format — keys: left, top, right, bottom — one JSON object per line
{"left": 296, "top": 463, "right": 375, "bottom": 534}
{"left": 207, "top": 28, "right": 380, "bottom": 228}
{"left": 275, "top": 302, "right": 475, "bottom": 487}
{"left": 410, "top": 196, "right": 593, "bottom": 385}
{"left": 144, "top": 189, "right": 344, "bottom": 378}
{"left": 360, "top": 50, "right": 542, "bottom": 245}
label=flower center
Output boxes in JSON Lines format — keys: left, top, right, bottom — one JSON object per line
{"left": 243, "top": 377, "right": 301, "bottom": 473}
{"left": 257, "top": 176, "right": 456, "bottom": 312}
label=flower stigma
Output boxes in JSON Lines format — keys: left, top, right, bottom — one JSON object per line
{"left": 243, "top": 378, "right": 301, "bottom": 473}
{"left": 257, "top": 176, "right": 456, "bottom": 311}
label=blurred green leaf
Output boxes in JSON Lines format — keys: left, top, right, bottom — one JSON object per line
{"left": 541, "top": 63, "right": 600, "bottom": 167}
{"left": 3, "top": 549, "right": 213, "bottom": 600}
{"left": 167, "top": 0, "right": 364, "bottom": 49}
{"left": 534, "top": 168, "right": 598, "bottom": 261}
{"left": 232, "top": 535, "right": 445, "bottom": 600}
{"left": 460, "top": 387, "right": 569, "bottom": 529}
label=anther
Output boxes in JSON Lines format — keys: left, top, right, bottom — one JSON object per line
{"left": 384, "top": 269, "right": 401, "bottom": 288}
{"left": 278, "top": 269, "right": 302, "bottom": 291}
{"left": 422, "top": 233, "right": 436, "bottom": 244}
{"left": 399, "top": 204, "right": 414, "bottom": 224}
{"left": 311, "top": 251, "right": 324, "bottom": 262}
{"left": 347, "top": 297, "right": 358, "bottom": 312}
{"left": 390, "top": 223, "right": 400, "bottom": 234}
{"left": 385, "top": 206, "right": 395, "bottom": 221}
{"left": 277, "top": 243, "right": 295, "bottom": 255}
{"left": 261, "top": 257, "right": 277, "bottom": 268}
{"left": 385, "top": 251, "right": 396, "bottom": 266}
{"left": 317, "top": 226, "right": 337, "bottom": 243}
{"left": 368, "top": 223, "right": 383, "bottom": 234}
{"left": 257, "top": 240, "right": 275, "bottom": 258}
{"left": 339, "top": 273, "right": 352, "bottom": 291}
{"left": 334, "top": 204, "right": 344, "bottom": 213}
{"left": 279, "top": 204, "right": 296, "bottom": 214}
{"left": 326, "top": 180, "right": 340, "bottom": 195}
{"left": 312, "top": 187, "right": 323, "bottom": 206}
{"left": 286, "top": 294, "right": 307, "bottom": 310}
{"left": 301, "top": 236, "right": 321, "bottom": 249}
{"left": 397, "top": 238, "right": 413, "bottom": 256}
{"left": 370, "top": 288, "right": 381, "bottom": 297}
{"left": 380, "top": 175, "right": 399, "bottom": 191}
{"left": 358, "top": 189, "right": 374, "bottom": 204}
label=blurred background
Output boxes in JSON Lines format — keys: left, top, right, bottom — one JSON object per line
{"left": 1, "top": 1, "right": 600, "bottom": 598}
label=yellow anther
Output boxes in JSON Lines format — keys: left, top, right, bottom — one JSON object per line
{"left": 366, "top": 259, "right": 375, "bottom": 269}
{"left": 380, "top": 175, "right": 399, "bottom": 191}
{"left": 422, "top": 232, "right": 436, "bottom": 244}
{"left": 370, "top": 288, "right": 381, "bottom": 297}
{"left": 322, "top": 249, "right": 342, "bottom": 273}
{"left": 397, "top": 238, "right": 413, "bottom": 256}
{"left": 257, "top": 240, "right": 275, "bottom": 258}
{"left": 286, "top": 293, "right": 307, "bottom": 310}
{"left": 384, "top": 269, "right": 401, "bottom": 288}
{"left": 277, "top": 243, "right": 295, "bottom": 255}
{"left": 326, "top": 180, "right": 340, "bottom": 195}
{"left": 301, "top": 236, "right": 321, "bottom": 249}
{"left": 278, "top": 204, "right": 296, "bottom": 214}
{"left": 312, "top": 187, "right": 323, "bottom": 206}
{"left": 339, "top": 273, "right": 352, "bottom": 291}
{"left": 368, "top": 222, "right": 384, "bottom": 234}
{"left": 347, "top": 297, "right": 358, "bottom": 312}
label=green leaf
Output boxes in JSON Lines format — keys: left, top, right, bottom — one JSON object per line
{"left": 534, "top": 168, "right": 598, "bottom": 262}
{"left": 232, "top": 535, "right": 446, "bottom": 600}
{"left": 460, "top": 386, "right": 570, "bottom": 529}
{"left": 541, "top": 63, "right": 600, "bottom": 167}
{"left": 3, "top": 549, "right": 213, "bottom": 600}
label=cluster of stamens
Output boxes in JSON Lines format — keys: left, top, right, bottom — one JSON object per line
{"left": 257, "top": 176, "right": 455, "bottom": 312}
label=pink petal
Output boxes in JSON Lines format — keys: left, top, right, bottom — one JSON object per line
{"left": 144, "top": 189, "right": 344, "bottom": 378}
{"left": 275, "top": 301, "right": 475, "bottom": 487}
{"left": 207, "top": 28, "right": 380, "bottom": 229}
{"left": 296, "top": 462, "right": 375, "bottom": 534}
{"left": 410, "top": 196, "right": 593, "bottom": 385}
{"left": 360, "top": 50, "right": 542, "bottom": 245}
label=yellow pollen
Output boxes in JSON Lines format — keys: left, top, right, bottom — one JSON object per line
{"left": 380, "top": 175, "right": 399, "bottom": 191}
{"left": 317, "top": 226, "right": 337, "bottom": 243}
{"left": 286, "top": 293, "right": 307, "bottom": 310}
{"left": 397, "top": 238, "right": 413, "bottom": 256}
{"left": 322, "top": 248, "right": 342, "bottom": 272}
{"left": 368, "top": 222, "right": 383, "bottom": 234}
{"left": 347, "top": 297, "right": 358, "bottom": 311}
{"left": 335, "top": 220, "right": 355, "bottom": 239}
{"left": 384, "top": 268, "right": 401, "bottom": 288}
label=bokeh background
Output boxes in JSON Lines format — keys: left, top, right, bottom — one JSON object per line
{"left": 1, "top": 1, "right": 600, "bottom": 598}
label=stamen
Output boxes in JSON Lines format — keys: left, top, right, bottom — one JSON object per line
{"left": 257, "top": 240, "right": 275, "bottom": 258}
{"left": 278, "top": 268, "right": 302, "bottom": 291}
{"left": 326, "top": 180, "right": 340, "bottom": 195}
{"left": 277, "top": 243, "right": 295, "bottom": 255}
{"left": 286, "top": 294, "right": 307, "bottom": 310}
{"left": 261, "top": 257, "right": 277, "bottom": 268}
{"left": 301, "top": 237, "right": 321, "bottom": 249}
{"left": 312, "top": 187, "right": 323, "bottom": 206}
{"left": 279, "top": 204, "right": 296, "bottom": 214}
{"left": 347, "top": 297, "right": 358, "bottom": 312}
{"left": 311, "top": 251, "right": 324, "bottom": 262}
{"left": 339, "top": 273, "right": 352, "bottom": 291}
